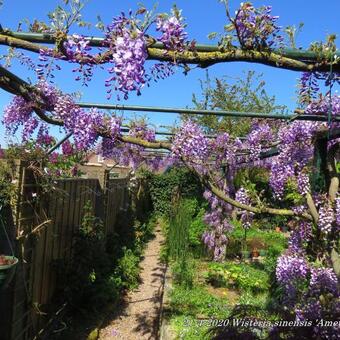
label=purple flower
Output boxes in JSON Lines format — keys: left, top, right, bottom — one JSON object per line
{"left": 171, "top": 120, "right": 209, "bottom": 164}
{"left": 234, "top": 3, "right": 281, "bottom": 49}
{"left": 318, "top": 202, "right": 335, "bottom": 235}
{"left": 276, "top": 254, "right": 309, "bottom": 302}
{"left": 105, "top": 13, "right": 148, "bottom": 100}
{"left": 156, "top": 9, "right": 188, "bottom": 52}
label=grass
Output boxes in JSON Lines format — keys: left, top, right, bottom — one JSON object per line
{"left": 168, "top": 283, "right": 231, "bottom": 340}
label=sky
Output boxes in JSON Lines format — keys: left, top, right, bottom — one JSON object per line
{"left": 0, "top": 0, "right": 339, "bottom": 146}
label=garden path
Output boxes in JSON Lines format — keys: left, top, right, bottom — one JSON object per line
{"left": 99, "top": 225, "right": 166, "bottom": 340}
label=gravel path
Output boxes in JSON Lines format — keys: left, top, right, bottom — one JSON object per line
{"left": 99, "top": 226, "right": 166, "bottom": 340}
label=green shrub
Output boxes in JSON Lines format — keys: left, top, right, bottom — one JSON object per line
{"left": 188, "top": 207, "right": 207, "bottom": 248}
{"left": 168, "top": 201, "right": 192, "bottom": 260}
{"left": 60, "top": 202, "right": 155, "bottom": 310}
{"left": 112, "top": 247, "right": 140, "bottom": 290}
{"left": 172, "top": 256, "right": 196, "bottom": 288}
{"left": 148, "top": 167, "right": 203, "bottom": 215}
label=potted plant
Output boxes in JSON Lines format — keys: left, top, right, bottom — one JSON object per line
{"left": 252, "top": 247, "right": 259, "bottom": 258}
{"left": 0, "top": 255, "right": 18, "bottom": 288}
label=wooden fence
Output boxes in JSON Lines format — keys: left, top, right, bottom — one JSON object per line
{"left": 0, "top": 160, "right": 138, "bottom": 340}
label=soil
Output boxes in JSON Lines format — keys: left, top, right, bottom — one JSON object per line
{"left": 98, "top": 225, "right": 166, "bottom": 340}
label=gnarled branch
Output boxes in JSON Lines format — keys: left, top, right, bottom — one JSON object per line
{"left": 0, "top": 32, "right": 339, "bottom": 72}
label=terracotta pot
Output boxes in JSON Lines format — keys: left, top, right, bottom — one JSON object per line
{"left": 0, "top": 255, "right": 18, "bottom": 289}
{"left": 252, "top": 248, "right": 259, "bottom": 258}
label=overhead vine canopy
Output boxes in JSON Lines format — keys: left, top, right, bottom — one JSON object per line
{"left": 0, "top": 1, "right": 339, "bottom": 336}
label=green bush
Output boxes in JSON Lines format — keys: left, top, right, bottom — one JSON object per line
{"left": 188, "top": 207, "right": 207, "bottom": 248}
{"left": 112, "top": 247, "right": 141, "bottom": 290}
{"left": 172, "top": 256, "right": 196, "bottom": 288}
{"left": 148, "top": 167, "right": 203, "bottom": 215}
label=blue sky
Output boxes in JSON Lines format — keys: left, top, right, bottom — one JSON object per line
{"left": 0, "top": 0, "right": 339, "bottom": 146}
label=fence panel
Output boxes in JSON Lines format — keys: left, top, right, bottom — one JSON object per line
{"left": 3, "top": 163, "right": 134, "bottom": 340}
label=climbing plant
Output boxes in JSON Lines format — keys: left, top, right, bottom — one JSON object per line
{"left": 0, "top": 1, "right": 339, "bottom": 337}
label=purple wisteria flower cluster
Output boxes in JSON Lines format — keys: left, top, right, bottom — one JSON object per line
{"left": 105, "top": 13, "right": 148, "bottom": 100}
{"left": 288, "top": 221, "right": 312, "bottom": 253}
{"left": 245, "top": 122, "right": 274, "bottom": 160}
{"left": 276, "top": 254, "right": 309, "bottom": 303}
{"left": 235, "top": 187, "right": 254, "bottom": 229}
{"left": 318, "top": 200, "right": 337, "bottom": 235}
{"left": 3, "top": 96, "right": 33, "bottom": 137}
{"left": 156, "top": 8, "right": 188, "bottom": 52}
{"left": 100, "top": 120, "right": 166, "bottom": 170}
{"left": 293, "top": 266, "right": 339, "bottom": 337}
{"left": 202, "top": 189, "right": 233, "bottom": 262}
{"left": 298, "top": 72, "right": 320, "bottom": 105}
{"left": 233, "top": 3, "right": 282, "bottom": 49}
{"left": 33, "top": 7, "right": 188, "bottom": 100}
{"left": 269, "top": 120, "right": 318, "bottom": 199}
{"left": 63, "top": 34, "right": 94, "bottom": 85}
{"left": 171, "top": 120, "right": 210, "bottom": 165}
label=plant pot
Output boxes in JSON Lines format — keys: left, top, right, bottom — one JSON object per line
{"left": 0, "top": 255, "right": 18, "bottom": 289}
{"left": 241, "top": 250, "right": 251, "bottom": 259}
{"left": 252, "top": 248, "right": 259, "bottom": 258}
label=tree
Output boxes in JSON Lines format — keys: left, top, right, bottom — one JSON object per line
{"left": 188, "top": 70, "right": 287, "bottom": 136}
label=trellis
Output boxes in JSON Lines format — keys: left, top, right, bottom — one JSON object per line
{"left": 0, "top": 6, "right": 339, "bottom": 340}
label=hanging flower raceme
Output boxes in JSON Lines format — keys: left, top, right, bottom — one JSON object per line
{"left": 156, "top": 8, "right": 188, "bottom": 52}
{"left": 171, "top": 120, "right": 210, "bottom": 165}
{"left": 235, "top": 187, "right": 254, "bottom": 229}
{"left": 294, "top": 266, "right": 339, "bottom": 337}
{"left": 209, "top": 132, "right": 239, "bottom": 168}
{"left": 233, "top": 3, "right": 281, "bottom": 49}
{"left": 269, "top": 120, "right": 319, "bottom": 199}
{"left": 318, "top": 200, "right": 336, "bottom": 235}
{"left": 3, "top": 96, "right": 34, "bottom": 136}
{"left": 288, "top": 221, "right": 312, "bottom": 253}
{"left": 202, "top": 189, "right": 233, "bottom": 262}
{"left": 246, "top": 122, "right": 274, "bottom": 160}
{"left": 298, "top": 72, "right": 320, "bottom": 105}
{"left": 72, "top": 108, "right": 104, "bottom": 151}
{"left": 105, "top": 13, "right": 148, "bottom": 100}
{"left": 336, "top": 196, "right": 340, "bottom": 228}
{"left": 276, "top": 254, "right": 309, "bottom": 303}
{"left": 62, "top": 140, "right": 74, "bottom": 156}
{"left": 63, "top": 34, "right": 94, "bottom": 85}
{"left": 101, "top": 120, "right": 156, "bottom": 169}
{"left": 309, "top": 267, "right": 338, "bottom": 296}
{"left": 305, "top": 94, "right": 340, "bottom": 130}
{"left": 99, "top": 116, "right": 122, "bottom": 159}
{"left": 36, "top": 124, "right": 54, "bottom": 147}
